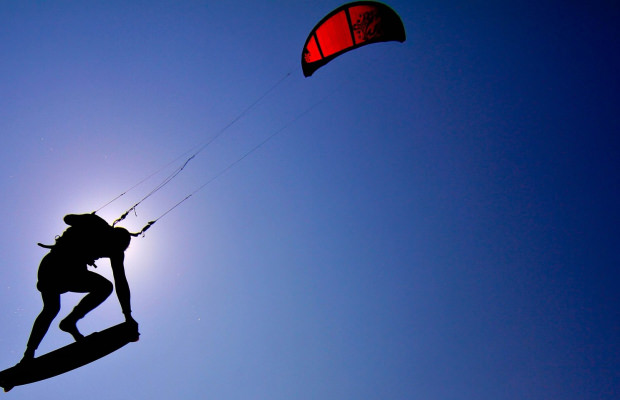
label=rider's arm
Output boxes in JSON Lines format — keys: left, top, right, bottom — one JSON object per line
{"left": 110, "top": 253, "right": 134, "bottom": 320}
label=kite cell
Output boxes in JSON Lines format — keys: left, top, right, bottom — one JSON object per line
{"left": 301, "top": 1, "right": 406, "bottom": 77}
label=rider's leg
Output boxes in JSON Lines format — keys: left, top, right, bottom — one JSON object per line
{"left": 23, "top": 291, "right": 61, "bottom": 360}
{"left": 60, "top": 272, "right": 113, "bottom": 340}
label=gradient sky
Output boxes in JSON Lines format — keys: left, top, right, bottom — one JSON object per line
{"left": 1, "top": 1, "right": 618, "bottom": 399}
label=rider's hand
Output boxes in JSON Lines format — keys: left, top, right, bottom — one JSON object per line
{"left": 124, "top": 314, "right": 140, "bottom": 341}
{"left": 125, "top": 314, "right": 138, "bottom": 328}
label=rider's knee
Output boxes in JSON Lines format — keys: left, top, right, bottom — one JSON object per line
{"left": 42, "top": 300, "right": 61, "bottom": 316}
{"left": 100, "top": 279, "right": 113, "bottom": 296}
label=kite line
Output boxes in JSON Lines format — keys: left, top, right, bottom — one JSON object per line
{"left": 93, "top": 71, "right": 292, "bottom": 225}
{"left": 93, "top": 69, "right": 333, "bottom": 237}
{"left": 129, "top": 90, "right": 332, "bottom": 237}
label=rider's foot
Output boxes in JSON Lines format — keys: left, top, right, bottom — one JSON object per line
{"left": 59, "top": 318, "right": 84, "bottom": 342}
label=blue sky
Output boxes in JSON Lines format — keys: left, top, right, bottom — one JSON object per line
{"left": 1, "top": 1, "right": 618, "bottom": 399}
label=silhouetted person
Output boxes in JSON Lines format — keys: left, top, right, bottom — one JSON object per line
{"left": 21, "top": 213, "right": 138, "bottom": 362}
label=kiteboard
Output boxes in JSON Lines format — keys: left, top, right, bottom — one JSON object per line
{"left": 0, "top": 322, "right": 139, "bottom": 392}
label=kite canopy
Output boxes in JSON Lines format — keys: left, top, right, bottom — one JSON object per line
{"left": 301, "top": 1, "right": 406, "bottom": 77}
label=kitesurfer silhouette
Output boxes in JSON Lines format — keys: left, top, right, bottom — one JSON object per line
{"left": 21, "top": 213, "right": 138, "bottom": 362}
